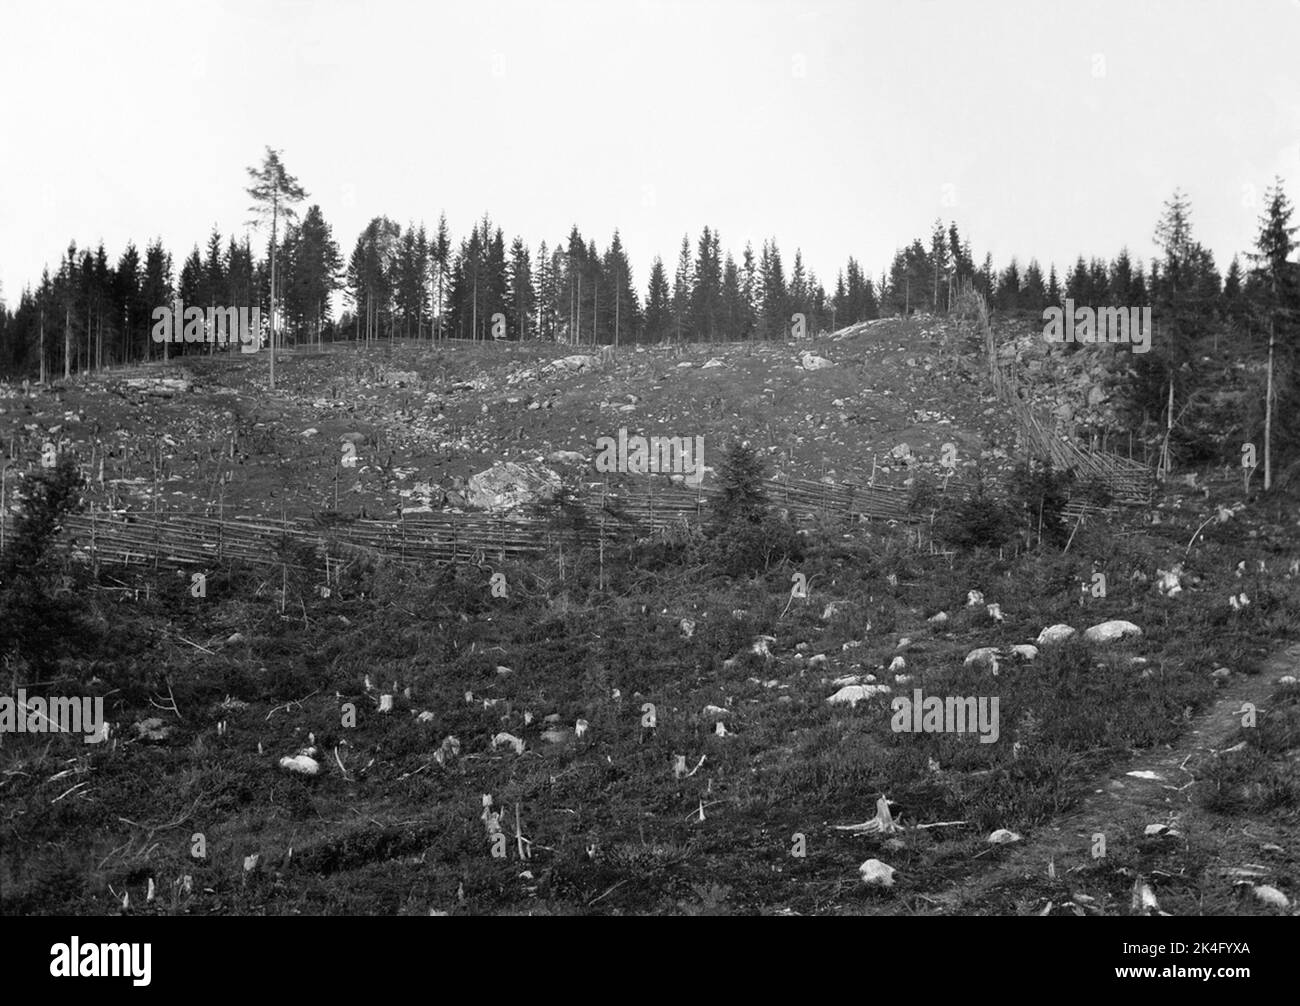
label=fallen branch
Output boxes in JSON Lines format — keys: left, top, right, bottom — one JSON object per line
{"left": 266, "top": 688, "right": 321, "bottom": 721}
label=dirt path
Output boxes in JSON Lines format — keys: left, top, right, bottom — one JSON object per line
{"left": 934, "top": 642, "right": 1300, "bottom": 912}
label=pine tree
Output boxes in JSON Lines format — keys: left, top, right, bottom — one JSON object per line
{"left": 721, "top": 253, "right": 744, "bottom": 340}
{"left": 432, "top": 212, "right": 451, "bottom": 340}
{"left": 1065, "top": 257, "right": 1090, "bottom": 306}
{"left": 644, "top": 256, "right": 671, "bottom": 343}
{"left": 283, "top": 205, "right": 341, "bottom": 345}
{"left": 930, "top": 219, "right": 951, "bottom": 310}
{"left": 739, "top": 242, "right": 758, "bottom": 338}
{"left": 1247, "top": 178, "right": 1300, "bottom": 486}
{"left": 1021, "top": 260, "right": 1046, "bottom": 312}
{"left": 672, "top": 235, "right": 693, "bottom": 343}
{"left": 245, "top": 147, "right": 308, "bottom": 388}
{"left": 995, "top": 259, "right": 1021, "bottom": 312}
{"left": 507, "top": 236, "right": 535, "bottom": 341}
{"left": 601, "top": 230, "right": 638, "bottom": 345}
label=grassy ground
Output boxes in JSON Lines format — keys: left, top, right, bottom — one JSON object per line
{"left": 2, "top": 322, "right": 1297, "bottom": 915}
{"left": 2, "top": 478, "right": 1297, "bottom": 915}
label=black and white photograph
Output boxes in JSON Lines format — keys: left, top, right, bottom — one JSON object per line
{"left": 0, "top": 0, "right": 1295, "bottom": 964}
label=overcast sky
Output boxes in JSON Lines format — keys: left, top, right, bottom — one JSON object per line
{"left": 1, "top": 0, "right": 1297, "bottom": 308}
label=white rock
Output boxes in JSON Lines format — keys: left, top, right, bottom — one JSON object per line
{"left": 986, "top": 603, "right": 1003, "bottom": 622}
{"left": 702, "top": 705, "right": 729, "bottom": 717}
{"left": 544, "top": 354, "right": 601, "bottom": 374}
{"left": 858, "top": 859, "right": 896, "bottom": 887}
{"left": 808, "top": 654, "right": 828, "bottom": 669}
{"left": 964, "top": 647, "right": 1001, "bottom": 672}
{"left": 679, "top": 618, "right": 696, "bottom": 639}
{"left": 1008, "top": 644, "right": 1038, "bottom": 661}
{"left": 827, "top": 684, "right": 891, "bottom": 707}
{"left": 466, "top": 461, "right": 561, "bottom": 512}
{"left": 492, "top": 732, "right": 525, "bottom": 755}
{"left": 702, "top": 357, "right": 725, "bottom": 369}
{"left": 927, "top": 611, "right": 949, "bottom": 626}
{"left": 1155, "top": 567, "right": 1183, "bottom": 596}
{"left": 1252, "top": 885, "right": 1290, "bottom": 909}
{"left": 987, "top": 829, "right": 1021, "bottom": 844}
{"left": 1036, "top": 624, "right": 1076, "bottom": 646}
{"left": 279, "top": 754, "right": 320, "bottom": 776}
{"left": 800, "top": 352, "right": 834, "bottom": 370}
{"left": 1083, "top": 620, "right": 1142, "bottom": 644}
{"left": 888, "top": 656, "right": 906, "bottom": 673}
{"left": 966, "top": 590, "right": 984, "bottom": 607}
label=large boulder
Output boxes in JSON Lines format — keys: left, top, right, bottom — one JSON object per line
{"left": 466, "top": 462, "right": 561, "bottom": 512}
{"left": 1036, "top": 624, "right": 1076, "bottom": 646}
{"left": 1083, "top": 620, "right": 1142, "bottom": 644}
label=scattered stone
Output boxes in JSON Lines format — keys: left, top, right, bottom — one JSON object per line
{"left": 1083, "top": 620, "right": 1142, "bottom": 644}
{"left": 1036, "top": 624, "right": 1076, "bottom": 646}
{"left": 827, "top": 684, "right": 891, "bottom": 707}
{"left": 987, "top": 829, "right": 1021, "bottom": 845}
{"left": 1251, "top": 885, "right": 1290, "bottom": 910}
{"left": 858, "top": 859, "right": 896, "bottom": 887}
{"left": 492, "top": 732, "right": 525, "bottom": 755}
{"left": 278, "top": 754, "right": 319, "bottom": 775}
{"left": 964, "top": 647, "right": 1000, "bottom": 672}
